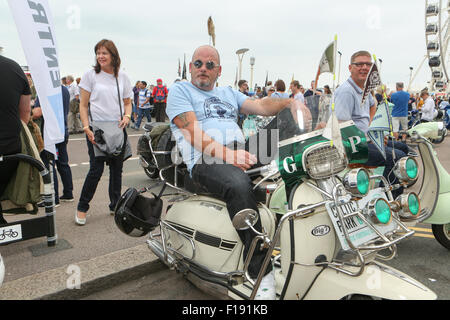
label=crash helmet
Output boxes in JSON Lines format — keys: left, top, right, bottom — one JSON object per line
{"left": 114, "top": 187, "right": 162, "bottom": 237}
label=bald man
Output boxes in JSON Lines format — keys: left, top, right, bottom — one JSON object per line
{"left": 166, "top": 45, "right": 311, "bottom": 300}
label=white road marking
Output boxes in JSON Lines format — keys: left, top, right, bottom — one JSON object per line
{"left": 70, "top": 157, "right": 139, "bottom": 167}
{"left": 68, "top": 133, "right": 141, "bottom": 142}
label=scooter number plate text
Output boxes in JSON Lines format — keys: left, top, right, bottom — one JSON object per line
{"left": 325, "top": 202, "right": 379, "bottom": 251}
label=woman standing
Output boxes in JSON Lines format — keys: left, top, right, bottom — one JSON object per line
{"left": 76, "top": 39, "right": 132, "bottom": 225}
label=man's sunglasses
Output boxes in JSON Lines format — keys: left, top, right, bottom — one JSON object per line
{"left": 352, "top": 62, "right": 373, "bottom": 68}
{"left": 193, "top": 60, "right": 220, "bottom": 70}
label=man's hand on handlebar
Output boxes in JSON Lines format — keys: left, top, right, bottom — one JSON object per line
{"left": 225, "top": 148, "right": 257, "bottom": 171}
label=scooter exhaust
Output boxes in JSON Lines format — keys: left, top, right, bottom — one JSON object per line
{"left": 147, "top": 239, "right": 176, "bottom": 269}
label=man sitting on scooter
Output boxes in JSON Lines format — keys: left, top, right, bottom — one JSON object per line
{"left": 333, "top": 50, "right": 409, "bottom": 199}
{"left": 166, "top": 45, "right": 311, "bottom": 300}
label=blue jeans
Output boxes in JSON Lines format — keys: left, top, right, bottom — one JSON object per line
{"left": 131, "top": 102, "right": 137, "bottom": 123}
{"left": 135, "top": 107, "right": 152, "bottom": 128}
{"left": 77, "top": 136, "right": 124, "bottom": 213}
{"left": 365, "top": 140, "right": 408, "bottom": 199}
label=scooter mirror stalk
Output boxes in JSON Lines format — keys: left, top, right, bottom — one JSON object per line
{"left": 232, "top": 209, "right": 259, "bottom": 231}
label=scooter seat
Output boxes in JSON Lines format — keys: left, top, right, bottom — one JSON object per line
{"left": 144, "top": 122, "right": 167, "bottom": 132}
{"left": 183, "top": 173, "right": 266, "bottom": 202}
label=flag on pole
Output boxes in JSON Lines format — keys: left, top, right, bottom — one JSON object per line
{"left": 178, "top": 58, "right": 181, "bottom": 77}
{"left": 361, "top": 62, "right": 381, "bottom": 107}
{"left": 207, "top": 16, "right": 216, "bottom": 47}
{"left": 234, "top": 67, "right": 238, "bottom": 89}
{"left": 317, "top": 41, "right": 336, "bottom": 75}
{"left": 264, "top": 71, "right": 268, "bottom": 87}
{"left": 314, "top": 40, "right": 335, "bottom": 93}
{"left": 322, "top": 35, "right": 345, "bottom": 156}
{"left": 8, "top": 0, "right": 64, "bottom": 156}
{"left": 182, "top": 54, "right": 187, "bottom": 80}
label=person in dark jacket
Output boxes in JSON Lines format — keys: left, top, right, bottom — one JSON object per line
{"left": 33, "top": 85, "right": 73, "bottom": 205}
{"left": 0, "top": 56, "right": 31, "bottom": 223}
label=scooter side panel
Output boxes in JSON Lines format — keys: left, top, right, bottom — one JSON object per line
{"left": 424, "top": 192, "right": 450, "bottom": 224}
{"left": 165, "top": 197, "right": 243, "bottom": 273}
{"left": 165, "top": 196, "right": 277, "bottom": 274}
{"left": 303, "top": 262, "right": 436, "bottom": 300}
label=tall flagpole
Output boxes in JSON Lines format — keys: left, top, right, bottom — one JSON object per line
{"left": 330, "top": 34, "right": 338, "bottom": 148}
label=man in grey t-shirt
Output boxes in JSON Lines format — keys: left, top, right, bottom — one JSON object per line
{"left": 334, "top": 50, "right": 408, "bottom": 199}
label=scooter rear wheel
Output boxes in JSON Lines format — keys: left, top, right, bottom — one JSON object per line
{"left": 432, "top": 223, "right": 450, "bottom": 250}
{"left": 144, "top": 165, "right": 159, "bottom": 179}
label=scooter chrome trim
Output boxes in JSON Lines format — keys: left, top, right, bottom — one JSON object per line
{"left": 371, "top": 261, "right": 431, "bottom": 292}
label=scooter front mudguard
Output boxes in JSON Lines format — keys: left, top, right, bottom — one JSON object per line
{"left": 303, "top": 262, "right": 436, "bottom": 300}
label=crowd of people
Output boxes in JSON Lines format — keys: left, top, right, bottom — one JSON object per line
{"left": 3, "top": 39, "right": 450, "bottom": 300}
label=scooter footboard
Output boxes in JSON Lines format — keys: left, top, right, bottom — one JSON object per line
{"left": 302, "top": 262, "right": 436, "bottom": 300}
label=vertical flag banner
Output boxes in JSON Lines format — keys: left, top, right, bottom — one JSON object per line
{"left": 207, "top": 16, "right": 216, "bottom": 47}
{"left": 321, "top": 35, "right": 345, "bottom": 156}
{"left": 314, "top": 40, "right": 335, "bottom": 92}
{"left": 8, "top": 0, "right": 64, "bottom": 155}
{"left": 182, "top": 54, "right": 187, "bottom": 80}
{"left": 361, "top": 62, "right": 381, "bottom": 107}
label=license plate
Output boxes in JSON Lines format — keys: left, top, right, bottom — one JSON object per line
{"left": 325, "top": 202, "right": 376, "bottom": 251}
{"left": 325, "top": 189, "right": 398, "bottom": 251}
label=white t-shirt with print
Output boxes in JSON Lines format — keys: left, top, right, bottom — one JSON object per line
{"left": 79, "top": 69, "right": 133, "bottom": 122}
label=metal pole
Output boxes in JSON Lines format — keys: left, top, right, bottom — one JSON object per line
{"left": 250, "top": 57, "right": 255, "bottom": 91}
{"left": 236, "top": 48, "right": 249, "bottom": 82}
{"left": 407, "top": 67, "right": 414, "bottom": 92}
{"left": 337, "top": 51, "right": 342, "bottom": 86}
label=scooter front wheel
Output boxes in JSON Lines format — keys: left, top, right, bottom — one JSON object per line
{"left": 432, "top": 223, "right": 450, "bottom": 250}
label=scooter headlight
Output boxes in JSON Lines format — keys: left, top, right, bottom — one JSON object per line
{"left": 303, "top": 142, "right": 348, "bottom": 179}
{"left": 393, "top": 157, "right": 418, "bottom": 183}
{"left": 396, "top": 192, "right": 421, "bottom": 218}
{"left": 366, "top": 198, "right": 392, "bottom": 225}
{"left": 343, "top": 168, "right": 370, "bottom": 197}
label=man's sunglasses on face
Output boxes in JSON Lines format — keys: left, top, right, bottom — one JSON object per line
{"left": 352, "top": 62, "right": 373, "bottom": 68}
{"left": 193, "top": 60, "right": 220, "bottom": 70}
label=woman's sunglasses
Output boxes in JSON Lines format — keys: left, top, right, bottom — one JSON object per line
{"left": 193, "top": 60, "right": 220, "bottom": 70}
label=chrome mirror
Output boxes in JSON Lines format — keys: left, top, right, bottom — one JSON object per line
{"left": 232, "top": 209, "right": 259, "bottom": 231}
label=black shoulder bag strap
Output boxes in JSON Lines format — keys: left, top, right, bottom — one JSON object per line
{"left": 115, "top": 76, "right": 128, "bottom": 158}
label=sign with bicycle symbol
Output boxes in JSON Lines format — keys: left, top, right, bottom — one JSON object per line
{"left": 0, "top": 225, "right": 22, "bottom": 244}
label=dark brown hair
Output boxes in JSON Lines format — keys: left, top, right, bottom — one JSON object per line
{"left": 274, "top": 79, "right": 286, "bottom": 92}
{"left": 290, "top": 80, "right": 301, "bottom": 89}
{"left": 94, "top": 39, "right": 121, "bottom": 77}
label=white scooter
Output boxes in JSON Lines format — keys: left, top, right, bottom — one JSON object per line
{"left": 114, "top": 106, "right": 436, "bottom": 300}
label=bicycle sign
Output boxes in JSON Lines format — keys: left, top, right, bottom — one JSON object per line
{"left": 0, "top": 225, "right": 22, "bottom": 244}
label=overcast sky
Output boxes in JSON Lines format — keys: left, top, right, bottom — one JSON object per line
{"left": 0, "top": 0, "right": 444, "bottom": 92}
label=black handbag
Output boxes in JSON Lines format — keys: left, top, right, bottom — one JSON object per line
{"left": 90, "top": 77, "right": 132, "bottom": 160}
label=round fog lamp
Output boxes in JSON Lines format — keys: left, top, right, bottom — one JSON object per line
{"left": 396, "top": 192, "right": 421, "bottom": 217}
{"left": 367, "top": 198, "right": 392, "bottom": 225}
{"left": 405, "top": 158, "right": 418, "bottom": 180}
{"left": 343, "top": 168, "right": 370, "bottom": 197}
{"left": 394, "top": 157, "right": 419, "bottom": 182}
